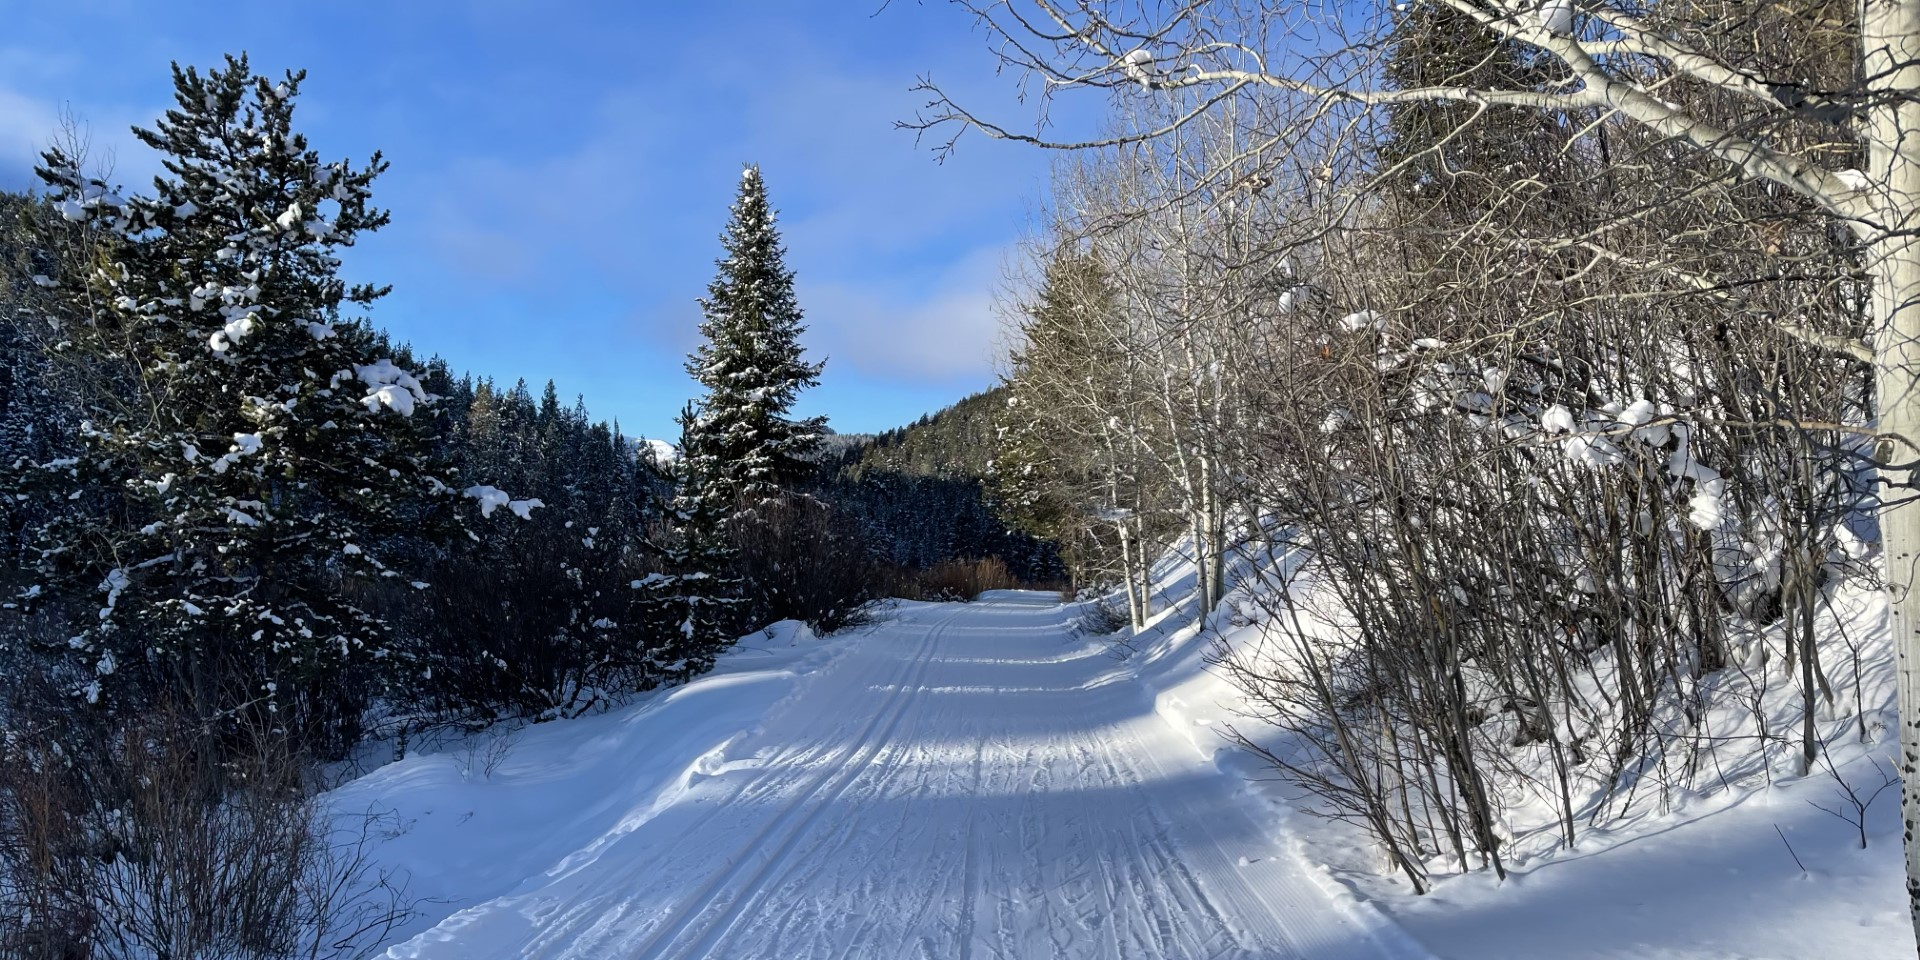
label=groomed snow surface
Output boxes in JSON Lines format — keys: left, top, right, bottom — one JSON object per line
{"left": 331, "top": 556, "right": 1914, "bottom": 958}
{"left": 331, "top": 591, "right": 1419, "bottom": 959}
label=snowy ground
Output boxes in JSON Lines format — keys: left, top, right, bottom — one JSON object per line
{"left": 330, "top": 555, "right": 1915, "bottom": 959}
{"left": 1131, "top": 556, "right": 1917, "bottom": 960}
{"left": 330, "top": 594, "right": 1420, "bottom": 959}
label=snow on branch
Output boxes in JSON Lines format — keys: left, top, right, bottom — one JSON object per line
{"left": 353, "top": 359, "right": 428, "bottom": 417}
{"left": 463, "top": 485, "right": 544, "bottom": 520}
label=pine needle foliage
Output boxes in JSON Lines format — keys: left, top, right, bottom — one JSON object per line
{"left": 13, "top": 56, "right": 486, "bottom": 734}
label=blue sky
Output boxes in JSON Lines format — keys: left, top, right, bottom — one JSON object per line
{"left": 0, "top": 1, "right": 1062, "bottom": 441}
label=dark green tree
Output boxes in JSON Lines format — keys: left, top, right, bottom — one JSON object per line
{"left": 683, "top": 165, "right": 826, "bottom": 508}
{"left": 993, "top": 250, "right": 1140, "bottom": 587}
{"left": 15, "top": 56, "right": 518, "bottom": 731}
{"left": 635, "top": 404, "right": 743, "bottom": 678}
{"left": 1376, "top": 2, "right": 1568, "bottom": 213}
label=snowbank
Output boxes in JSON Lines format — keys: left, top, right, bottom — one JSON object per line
{"left": 1097, "top": 541, "right": 1912, "bottom": 959}
{"left": 324, "top": 619, "right": 844, "bottom": 946}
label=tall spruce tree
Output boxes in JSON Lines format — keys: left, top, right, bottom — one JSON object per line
{"left": 683, "top": 165, "right": 826, "bottom": 508}
{"left": 656, "top": 165, "right": 824, "bottom": 647}
{"left": 14, "top": 56, "right": 520, "bottom": 729}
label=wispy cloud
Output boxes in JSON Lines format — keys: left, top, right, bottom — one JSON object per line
{"left": 800, "top": 243, "right": 1019, "bottom": 384}
{"left": 0, "top": 79, "right": 163, "bottom": 192}
{"left": 401, "top": 39, "right": 1041, "bottom": 391}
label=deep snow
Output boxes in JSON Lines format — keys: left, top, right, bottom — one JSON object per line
{"left": 330, "top": 596, "right": 1419, "bottom": 959}
{"left": 1135, "top": 553, "right": 1915, "bottom": 960}
{"left": 330, "top": 552, "right": 1914, "bottom": 959}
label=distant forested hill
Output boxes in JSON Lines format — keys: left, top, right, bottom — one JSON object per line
{"left": 819, "top": 387, "right": 1064, "bottom": 586}
{"left": 841, "top": 387, "right": 1004, "bottom": 481}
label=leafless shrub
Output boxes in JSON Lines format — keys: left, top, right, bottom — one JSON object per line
{"left": 1811, "top": 752, "right": 1899, "bottom": 851}
{"left": 0, "top": 692, "right": 411, "bottom": 960}
{"left": 729, "top": 494, "right": 881, "bottom": 634}
{"left": 1076, "top": 596, "right": 1133, "bottom": 636}
{"left": 393, "top": 538, "right": 658, "bottom": 728}
{"left": 458, "top": 723, "right": 521, "bottom": 783}
{"left": 880, "top": 557, "right": 1036, "bottom": 602}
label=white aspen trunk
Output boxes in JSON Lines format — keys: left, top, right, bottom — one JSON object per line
{"left": 1875, "top": 236, "right": 1920, "bottom": 954}
{"left": 1133, "top": 517, "right": 1155, "bottom": 624}
{"left": 1863, "top": 0, "right": 1920, "bottom": 941}
{"left": 1197, "top": 456, "right": 1214, "bottom": 613}
{"left": 1102, "top": 439, "right": 1148, "bottom": 628}
{"left": 1195, "top": 425, "right": 1226, "bottom": 613}
{"left": 1170, "top": 306, "right": 1224, "bottom": 615}
{"left": 1202, "top": 454, "right": 1226, "bottom": 608}
{"left": 1118, "top": 520, "right": 1146, "bottom": 628}
{"left": 1189, "top": 505, "right": 1214, "bottom": 611}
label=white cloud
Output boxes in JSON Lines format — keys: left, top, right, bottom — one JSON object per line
{"left": 799, "top": 244, "right": 1017, "bottom": 383}
{"left": 0, "top": 87, "right": 61, "bottom": 182}
{"left": 0, "top": 84, "right": 156, "bottom": 191}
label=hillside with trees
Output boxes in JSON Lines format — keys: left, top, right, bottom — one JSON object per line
{"left": 818, "top": 387, "right": 1066, "bottom": 591}
{"left": 846, "top": 386, "right": 1001, "bottom": 479}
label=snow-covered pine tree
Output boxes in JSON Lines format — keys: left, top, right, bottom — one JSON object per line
{"left": 15, "top": 56, "right": 530, "bottom": 732}
{"left": 0, "top": 196, "right": 74, "bottom": 598}
{"left": 656, "top": 165, "right": 827, "bottom": 643}
{"left": 0, "top": 193, "right": 66, "bottom": 489}
{"left": 635, "top": 403, "right": 742, "bottom": 680}
{"left": 683, "top": 164, "right": 827, "bottom": 509}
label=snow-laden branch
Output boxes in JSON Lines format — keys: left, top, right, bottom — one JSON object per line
{"left": 462, "top": 485, "right": 544, "bottom": 520}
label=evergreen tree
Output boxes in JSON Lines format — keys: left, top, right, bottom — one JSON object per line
{"left": 635, "top": 404, "right": 742, "bottom": 679}
{"left": 0, "top": 194, "right": 77, "bottom": 596}
{"left": 683, "top": 165, "right": 826, "bottom": 508}
{"left": 993, "top": 250, "right": 1140, "bottom": 584}
{"left": 0, "top": 194, "right": 65, "bottom": 482}
{"left": 1376, "top": 3, "right": 1571, "bottom": 215}
{"left": 13, "top": 56, "right": 505, "bottom": 729}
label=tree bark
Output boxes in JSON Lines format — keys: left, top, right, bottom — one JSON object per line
{"left": 1864, "top": 0, "right": 1920, "bottom": 940}
{"left": 1118, "top": 519, "right": 1146, "bottom": 628}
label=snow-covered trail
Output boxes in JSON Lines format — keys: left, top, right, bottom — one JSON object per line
{"left": 376, "top": 594, "right": 1417, "bottom": 960}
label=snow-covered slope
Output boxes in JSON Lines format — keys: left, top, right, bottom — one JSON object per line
{"left": 1352, "top": 579, "right": 1913, "bottom": 960}
{"left": 1114, "top": 547, "right": 1913, "bottom": 959}
{"left": 330, "top": 596, "right": 1420, "bottom": 959}
{"left": 330, "top": 545, "right": 1909, "bottom": 958}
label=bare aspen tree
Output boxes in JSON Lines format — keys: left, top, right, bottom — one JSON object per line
{"left": 926, "top": 0, "right": 1919, "bottom": 936}
{"left": 1034, "top": 106, "right": 1302, "bottom": 618}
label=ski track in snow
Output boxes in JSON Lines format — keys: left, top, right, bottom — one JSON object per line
{"left": 377, "top": 595, "right": 1421, "bottom": 960}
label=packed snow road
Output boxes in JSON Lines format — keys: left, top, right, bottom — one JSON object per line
{"left": 358, "top": 594, "right": 1418, "bottom": 959}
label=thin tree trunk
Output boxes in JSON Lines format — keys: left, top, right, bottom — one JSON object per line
{"left": 1864, "top": 0, "right": 1920, "bottom": 939}
{"left": 1119, "top": 520, "right": 1145, "bottom": 628}
{"left": 1121, "top": 506, "right": 1151, "bottom": 627}
{"left": 1190, "top": 507, "right": 1212, "bottom": 612}
{"left": 1202, "top": 454, "right": 1227, "bottom": 609}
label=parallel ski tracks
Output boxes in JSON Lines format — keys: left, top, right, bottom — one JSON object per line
{"left": 627, "top": 608, "right": 964, "bottom": 960}
{"left": 384, "top": 597, "right": 1427, "bottom": 960}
